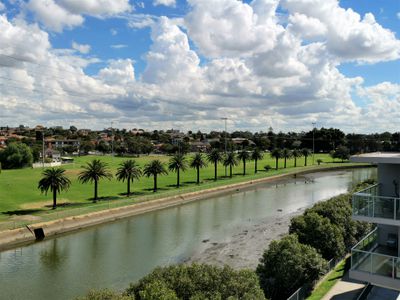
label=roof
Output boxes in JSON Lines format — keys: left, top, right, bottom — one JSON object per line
{"left": 350, "top": 152, "right": 400, "bottom": 164}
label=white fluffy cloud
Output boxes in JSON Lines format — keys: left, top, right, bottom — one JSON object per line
{"left": 153, "top": 0, "right": 175, "bottom": 7}
{"left": 72, "top": 41, "right": 90, "bottom": 54}
{"left": 0, "top": 1, "right": 5, "bottom": 11}
{"left": 26, "top": 0, "right": 132, "bottom": 32}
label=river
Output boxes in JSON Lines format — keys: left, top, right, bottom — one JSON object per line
{"left": 0, "top": 168, "right": 375, "bottom": 300}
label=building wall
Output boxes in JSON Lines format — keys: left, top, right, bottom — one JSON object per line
{"left": 378, "top": 164, "right": 400, "bottom": 197}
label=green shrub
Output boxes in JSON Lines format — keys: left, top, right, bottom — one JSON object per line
{"left": 75, "top": 289, "right": 133, "bottom": 300}
{"left": 263, "top": 165, "right": 272, "bottom": 171}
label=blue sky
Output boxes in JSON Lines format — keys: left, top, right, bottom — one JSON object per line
{"left": 0, "top": 0, "right": 399, "bottom": 132}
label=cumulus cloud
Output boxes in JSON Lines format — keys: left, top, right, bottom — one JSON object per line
{"left": 72, "top": 41, "right": 90, "bottom": 54}
{"left": 153, "top": 0, "right": 175, "bottom": 7}
{"left": 58, "top": 0, "right": 131, "bottom": 16}
{"left": 98, "top": 59, "right": 135, "bottom": 85}
{"left": 0, "top": 1, "right": 5, "bottom": 11}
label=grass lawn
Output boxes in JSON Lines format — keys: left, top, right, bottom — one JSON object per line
{"left": 0, "top": 153, "right": 350, "bottom": 229}
{"left": 307, "top": 257, "right": 349, "bottom": 300}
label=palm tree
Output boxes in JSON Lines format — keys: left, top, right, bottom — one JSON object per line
{"left": 292, "top": 149, "right": 302, "bottom": 167}
{"left": 302, "top": 148, "right": 312, "bottom": 166}
{"left": 78, "top": 159, "right": 112, "bottom": 202}
{"left": 190, "top": 153, "right": 208, "bottom": 184}
{"left": 237, "top": 150, "right": 250, "bottom": 175}
{"left": 282, "top": 148, "right": 292, "bottom": 168}
{"left": 143, "top": 159, "right": 168, "bottom": 192}
{"left": 207, "top": 149, "right": 222, "bottom": 181}
{"left": 270, "top": 149, "right": 283, "bottom": 170}
{"left": 168, "top": 154, "right": 187, "bottom": 188}
{"left": 223, "top": 152, "right": 238, "bottom": 178}
{"left": 251, "top": 148, "right": 264, "bottom": 174}
{"left": 38, "top": 168, "right": 71, "bottom": 209}
{"left": 116, "top": 160, "right": 142, "bottom": 196}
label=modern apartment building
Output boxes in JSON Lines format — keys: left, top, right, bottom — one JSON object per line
{"left": 350, "top": 153, "right": 400, "bottom": 291}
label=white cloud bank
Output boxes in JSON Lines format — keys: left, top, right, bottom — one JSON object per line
{"left": 1, "top": 0, "right": 400, "bottom": 132}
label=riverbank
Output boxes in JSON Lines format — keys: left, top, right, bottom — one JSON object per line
{"left": 0, "top": 164, "right": 372, "bottom": 251}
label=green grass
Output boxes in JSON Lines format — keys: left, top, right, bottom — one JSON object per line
{"left": 307, "top": 257, "right": 349, "bottom": 300}
{"left": 0, "top": 153, "right": 351, "bottom": 229}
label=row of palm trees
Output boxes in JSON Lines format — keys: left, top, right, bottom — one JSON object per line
{"left": 38, "top": 148, "right": 312, "bottom": 209}
{"left": 270, "top": 148, "right": 312, "bottom": 170}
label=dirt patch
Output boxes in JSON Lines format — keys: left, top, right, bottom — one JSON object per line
{"left": 20, "top": 200, "right": 70, "bottom": 209}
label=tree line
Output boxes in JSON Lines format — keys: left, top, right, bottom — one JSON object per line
{"left": 76, "top": 180, "right": 373, "bottom": 300}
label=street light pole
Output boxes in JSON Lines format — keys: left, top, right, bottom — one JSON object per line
{"left": 221, "top": 118, "right": 228, "bottom": 176}
{"left": 312, "top": 122, "right": 316, "bottom": 165}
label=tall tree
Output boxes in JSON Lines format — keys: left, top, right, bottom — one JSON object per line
{"left": 223, "top": 152, "right": 238, "bottom": 178}
{"left": 190, "top": 153, "right": 208, "bottom": 184}
{"left": 302, "top": 148, "right": 312, "bottom": 166}
{"left": 168, "top": 154, "right": 187, "bottom": 188}
{"left": 292, "top": 149, "right": 302, "bottom": 167}
{"left": 251, "top": 148, "right": 264, "bottom": 174}
{"left": 38, "top": 168, "right": 71, "bottom": 209}
{"left": 270, "top": 149, "right": 282, "bottom": 170}
{"left": 207, "top": 149, "right": 222, "bottom": 181}
{"left": 143, "top": 160, "right": 168, "bottom": 192}
{"left": 237, "top": 150, "right": 250, "bottom": 175}
{"left": 78, "top": 159, "right": 112, "bottom": 202}
{"left": 282, "top": 148, "right": 292, "bottom": 168}
{"left": 116, "top": 160, "right": 142, "bottom": 196}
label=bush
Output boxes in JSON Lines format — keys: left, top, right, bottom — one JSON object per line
{"left": 317, "top": 159, "right": 323, "bottom": 165}
{"left": 75, "top": 289, "right": 133, "bottom": 300}
{"left": 126, "top": 264, "right": 265, "bottom": 300}
{"left": 289, "top": 212, "right": 346, "bottom": 260}
{"left": 257, "top": 234, "right": 327, "bottom": 300}
{"left": 263, "top": 165, "right": 272, "bottom": 171}
{"left": 0, "top": 142, "right": 33, "bottom": 169}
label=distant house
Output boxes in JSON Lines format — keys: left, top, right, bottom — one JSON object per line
{"left": 231, "top": 138, "right": 255, "bottom": 146}
{"left": 190, "top": 141, "right": 211, "bottom": 152}
{"left": 45, "top": 138, "right": 80, "bottom": 149}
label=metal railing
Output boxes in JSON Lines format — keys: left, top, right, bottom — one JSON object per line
{"left": 351, "top": 228, "right": 400, "bottom": 280}
{"left": 352, "top": 184, "right": 400, "bottom": 221}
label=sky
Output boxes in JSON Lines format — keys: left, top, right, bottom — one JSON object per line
{"left": 0, "top": 0, "right": 399, "bottom": 133}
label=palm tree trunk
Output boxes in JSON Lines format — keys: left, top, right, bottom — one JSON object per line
{"left": 230, "top": 165, "right": 232, "bottom": 178}
{"left": 154, "top": 174, "right": 157, "bottom": 192}
{"left": 243, "top": 160, "right": 246, "bottom": 175}
{"left": 284, "top": 157, "right": 287, "bottom": 168}
{"left": 52, "top": 189, "right": 57, "bottom": 209}
{"left": 94, "top": 179, "right": 98, "bottom": 203}
{"left": 255, "top": 159, "right": 257, "bottom": 174}
{"left": 196, "top": 166, "right": 200, "bottom": 184}
{"left": 275, "top": 157, "right": 278, "bottom": 170}
{"left": 177, "top": 168, "right": 180, "bottom": 187}
{"left": 305, "top": 156, "right": 307, "bottom": 166}
{"left": 214, "top": 162, "right": 217, "bottom": 181}
{"left": 294, "top": 157, "right": 297, "bottom": 167}
{"left": 127, "top": 175, "right": 131, "bottom": 196}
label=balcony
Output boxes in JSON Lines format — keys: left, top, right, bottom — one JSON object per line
{"left": 350, "top": 228, "right": 400, "bottom": 291}
{"left": 352, "top": 184, "right": 400, "bottom": 225}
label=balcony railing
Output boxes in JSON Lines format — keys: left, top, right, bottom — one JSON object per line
{"left": 352, "top": 184, "right": 400, "bottom": 221}
{"left": 351, "top": 228, "right": 400, "bottom": 280}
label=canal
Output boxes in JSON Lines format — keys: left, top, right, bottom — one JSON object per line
{"left": 0, "top": 168, "right": 375, "bottom": 300}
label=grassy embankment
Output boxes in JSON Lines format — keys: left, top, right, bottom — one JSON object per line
{"left": 0, "top": 153, "right": 354, "bottom": 229}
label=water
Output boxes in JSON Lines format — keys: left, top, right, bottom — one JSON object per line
{"left": 0, "top": 168, "right": 375, "bottom": 300}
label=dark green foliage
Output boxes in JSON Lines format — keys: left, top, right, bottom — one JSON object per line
{"left": 331, "top": 146, "right": 350, "bottom": 162}
{"left": 281, "top": 149, "right": 292, "bottom": 168}
{"left": 207, "top": 149, "right": 222, "bottom": 181}
{"left": 237, "top": 150, "right": 250, "bottom": 175}
{"left": 223, "top": 152, "right": 238, "bottom": 178}
{"left": 0, "top": 142, "right": 33, "bottom": 169}
{"left": 301, "top": 149, "right": 311, "bottom": 166}
{"left": 289, "top": 212, "right": 346, "bottom": 260}
{"left": 257, "top": 234, "right": 327, "bottom": 300}
{"left": 270, "top": 149, "right": 282, "bottom": 170}
{"left": 291, "top": 149, "right": 302, "bottom": 167}
{"left": 126, "top": 264, "right": 265, "bottom": 300}
{"left": 78, "top": 159, "right": 113, "bottom": 202}
{"left": 189, "top": 153, "right": 207, "bottom": 184}
{"left": 251, "top": 148, "right": 264, "bottom": 173}
{"left": 38, "top": 168, "right": 71, "bottom": 209}
{"left": 75, "top": 289, "right": 134, "bottom": 300}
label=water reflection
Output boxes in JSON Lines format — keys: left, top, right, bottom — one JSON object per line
{"left": 40, "top": 239, "right": 67, "bottom": 270}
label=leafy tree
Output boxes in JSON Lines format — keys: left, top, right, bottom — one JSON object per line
{"left": 116, "top": 160, "right": 142, "bottom": 196}
{"left": 138, "top": 281, "right": 178, "bottom": 300}
{"left": 301, "top": 148, "right": 311, "bottom": 166}
{"left": 223, "top": 152, "right": 238, "bottom": 178}
{"left": 143, "top": 160, "right": 168, "bottom": 192}
{"left": 0, "top": 142, "right": 33, "bottom": 169}
{"left": 75, "top": 289, "right": 133, "bottom": 300}
{"left": 96, "top": 141, "right": 110, "bottom": 155}
{"left": 38, "top": 168, "right": 71, "bottom": 209}
{"left": 331, "top": 146, "right": 350, "bottom": 162}
{"left": 237, "top": 150, "right": 250, "bottom": 175}
{"left": 270, "top": 149, "right": 282, "bottom": 170}
{"left": 282, "top": 149, "right": 292, "bottom": 168}
{"left": 289, "top": 212, "right": 345, "bottom": 260}
{"left": 292, "top": 149, "right": 302, "bottom": 167}
{"left": 168, "top": 154, "right": 187, "bottom": 188}
{"left": 78, "top": 159, "right": 112, "bottom": 202}
{"left": 126, "top": 264, "right": 265, "bottom": 300}
{"left": 251, "top": 148, "right": 264, "bottom": 174}
{"left": 207, "top": 149, "right": 222, "bottom": 181}
{"left": 190, "top": 153, "right": 207, "bottom": 184}
{"left": 256, "top": 234, "right": 327, "bottom": 300}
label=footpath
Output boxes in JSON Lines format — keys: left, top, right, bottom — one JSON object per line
{"left": 321, "top": 272, "right": 365, "bottom": 300}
